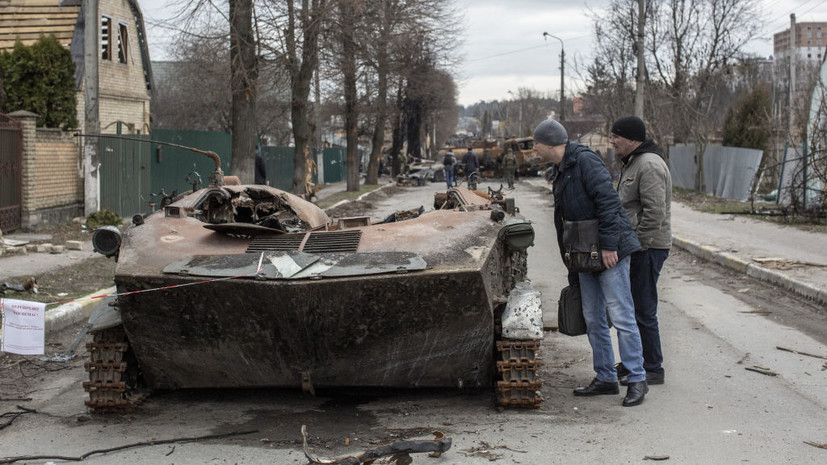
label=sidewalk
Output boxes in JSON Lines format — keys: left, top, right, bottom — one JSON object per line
{"left": 525, "top": 178, "right": 827, "bottom": 307}
{"left": 670, "top": 202, "right": 827, "bottom": 305}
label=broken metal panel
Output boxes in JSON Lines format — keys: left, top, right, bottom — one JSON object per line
{"left": 162, "top": 251, "right": 427, "bottom": 280}
{"left": 501, "top": 281, "right": 543, "bottom": 340}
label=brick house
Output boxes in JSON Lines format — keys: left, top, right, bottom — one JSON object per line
{"left": 0, "top": 0, "right": 153, "bottom": 230}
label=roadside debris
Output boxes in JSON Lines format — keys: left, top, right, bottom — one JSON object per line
{"left": 0, "top": 277, "right": 38, "bottom": 295}
{"left": 776, "top": 346, "right": 827, "bottom": 360}
{"left": 752, "top": 257, "right": 826, "bottom": 269}
{"left": 460, "top": 441, "right": 527, "bottom": 461}
{"left": 804, "top": 441, "right": 827, "bottom": 449}
{"left": 745, "top": 365, "right": 777, "bottom": 376}
{"left": 0, "top": 406, "right": 36, "bottom": 431}
{"left": 0, "top": 430, "right": 257, "bottom": 464}
{"left": 302, "top": 425, "right": 451, "bottom": 464}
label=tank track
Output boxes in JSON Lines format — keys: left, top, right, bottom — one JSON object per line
{"left": 83, "top": 327, "right": 148, "bottom": 413}
{"left": 496, "top": 340, "right": 542, "bottom": 408}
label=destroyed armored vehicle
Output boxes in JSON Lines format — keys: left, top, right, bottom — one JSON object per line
{"left": 85, "top": 153, "right": 542, "bottom": 412}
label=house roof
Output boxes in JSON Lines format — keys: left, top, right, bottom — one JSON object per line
{"left": 0, "top": 0, "right": 81, "bottom": 51}
{"left": 0, "top": 0, "right": 153, "bottom": 93}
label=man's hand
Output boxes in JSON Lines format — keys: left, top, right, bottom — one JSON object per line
{"left": 602, "top": 250, "right": 618, "bottom": 269}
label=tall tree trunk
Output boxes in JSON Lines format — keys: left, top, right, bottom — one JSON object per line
{"left": 229, "top": 0, "right": 257, "bottom": 184}
{"left": 389, "top": 78, "right": 405, "bottom": 177}
{"left": 366, "top": 17, "right": 390, "bottom": 185}
{"left": 288, "top": 0, "right": 323, "bottom": 195}
{"left": 340, "top": 0, "right": 359, "bottom": 192}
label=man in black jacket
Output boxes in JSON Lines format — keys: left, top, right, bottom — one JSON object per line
{"left": 533, "top": 118, "right": 649, "bottom": 407}
{"left": 461, "top": 148, "right": 479, "bottom": 184}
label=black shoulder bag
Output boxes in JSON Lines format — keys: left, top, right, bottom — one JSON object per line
{"left": 558, "top": 283, "right": 586, "bottom": 336}
{"left": 562, "top": 218, "right": 606, "bottom": 273}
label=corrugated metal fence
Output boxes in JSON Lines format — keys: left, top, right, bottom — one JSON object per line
{"left": 98, "top": 129, "right": 346, "bottom": 218}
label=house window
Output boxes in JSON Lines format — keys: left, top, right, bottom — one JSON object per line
{"left": 117, "top": 22, "right": 129, "bottom": 63}
{"left": 101, "top": 16, "right": 112, "bottom": 60}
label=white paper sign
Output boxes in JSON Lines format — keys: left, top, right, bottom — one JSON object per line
{"left": 1, "top": 298, "right": 46, "bottom": 355}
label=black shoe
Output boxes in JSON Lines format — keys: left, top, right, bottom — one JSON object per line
{"left": 573, "top": 378, "right": 619, "bottom": 397}
{"left": 620, "top": 370, "right": 665, "bottom": 386}
{"left": 623, "top": 381, "right": 649, "bottom": 407}
{"left": 615, "top": 363, "right": 630, "bottom": 378}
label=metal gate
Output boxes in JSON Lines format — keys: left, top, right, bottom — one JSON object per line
{"left": 99, "top": 135, "right": 152, "bottom": 218}
{"left": 0, "top": 114, "right": 22, "bottom": 232}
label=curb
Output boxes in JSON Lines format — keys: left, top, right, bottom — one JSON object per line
{"left": 324, "top": 181, "right": 395, "bottom": 212}
{"left": 671, "top": 236, "right": 827, "bottom": 307}
{"left": 45, "top": 286, "right": 116, "bottom": 336}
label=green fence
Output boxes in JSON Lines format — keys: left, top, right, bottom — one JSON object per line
{"left": 98, "top": 128, "right": 346, "bottom": 217}
{"left": 322, "top": 147, "right": 346, "bottom": 183}
{"left": 149, "top": 130, "right": 232, "bottom": 197}
{"left": 99, "top": 135, "right": 151, "bottom": 218}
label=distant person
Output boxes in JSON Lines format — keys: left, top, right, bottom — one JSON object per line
{"left": 502, "top": 149, "right": 517, "bottom": 188}
{"left": 398, "top": 152, "right": 408, "bottom": 175}
{"left": 443, "top": 149, "right": 456, "bottom": 189}
{"left": 462, "top": 148, "right": 479, "bottom": 184}
{"left": 255, "top": 152, "right": 267, "bottom": 185}
{"left": 533, "top": 118, "right": 648, "bottom": 407}
{"left": 610, "top": 116, "right": 672, "bottom": 387}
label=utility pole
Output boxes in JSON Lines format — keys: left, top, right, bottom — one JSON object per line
{"left": 543, "top": 33, "right": 565, "bottom": 122}
{"left": 82, "top": 0, "right": 99, "bottom": 216}
{"left": 634, "top": 0, "right": 645, "bottom": 117}
{"left": 789, "top": 14, "right": 796, "bottom": 139}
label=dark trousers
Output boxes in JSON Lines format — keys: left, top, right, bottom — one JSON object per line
{"left": 629, "top": 248, "right": 669, "bottom": 374}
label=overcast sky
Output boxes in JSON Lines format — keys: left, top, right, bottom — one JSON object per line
{"left": 140, "top": 0, "right": 827, "bottom": 106}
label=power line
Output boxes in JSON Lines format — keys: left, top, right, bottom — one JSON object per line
{"left": 766, "top": 0, "right": 825, "bottom": 31}
{"left": 466, "top": 44, "right": 548, "bottom": 63}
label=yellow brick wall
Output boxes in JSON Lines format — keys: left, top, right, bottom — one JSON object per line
{"left": 32, "top": 130, "right": 83, "bottom": 210}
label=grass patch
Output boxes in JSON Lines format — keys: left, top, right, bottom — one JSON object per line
{"left": 672, "top": 187, "right": 827, "bottom": 233}
{"left": 4, "top": 256, "right": 116, "bottom": 304}
{"left": 316, "top": 183, "right": 384, "bottom": 209}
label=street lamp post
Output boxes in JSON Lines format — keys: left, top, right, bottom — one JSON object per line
{"left": 542, "top": 32, "right": 565, "bottom": 122}
{"left": 507, "top": 90, "right": 522, "bottom": 136}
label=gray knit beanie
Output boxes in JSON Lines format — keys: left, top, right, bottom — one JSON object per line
{"left": 533, "top": 119, "right": 568, "bottom": 146}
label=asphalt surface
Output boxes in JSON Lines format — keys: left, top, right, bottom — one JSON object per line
{"left": 0, "top": 175, "right": 825, "bottom": 340}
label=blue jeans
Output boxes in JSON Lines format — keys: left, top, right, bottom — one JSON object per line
{"left": 579, "top": 255, "right": 645, "bottom": 383}
{"left": 630, "top": 248, "right": 669, "bottom": 374}
{"left": 445, "top": 167, "right": 455, "bottom": 188}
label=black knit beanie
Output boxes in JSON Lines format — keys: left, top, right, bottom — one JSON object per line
{"left": 611, "top": 116, "right": 646, "bottom": 142}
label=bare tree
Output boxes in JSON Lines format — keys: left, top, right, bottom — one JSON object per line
{"left": 647, "top": 0, "right": 761, "bottom": 191}
{"left": 229, "top": 0, "right": 258, "bottom": 184}
{"left": 586, "top": 0, "right": 761, "bottom": 191}
{"left": 263, "top": 0, "right": 330, "bottom": 195}
{"left": 335, "top": 0, "right": 361, "bottom": 191}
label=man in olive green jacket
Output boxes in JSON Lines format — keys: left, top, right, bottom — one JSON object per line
{"left": 610, "top": 116, "right": 671, "bottom": 386}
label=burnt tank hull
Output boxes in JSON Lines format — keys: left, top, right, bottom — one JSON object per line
{"left": 106, "top": 185, "right": 531, "bottom": 391}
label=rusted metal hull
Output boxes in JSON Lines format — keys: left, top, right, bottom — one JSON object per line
{"left": 107, "top": 185, "right": 529, "bottom": 391}
{"left": 116, "top": 268, "right": 497, "bottom": 390}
